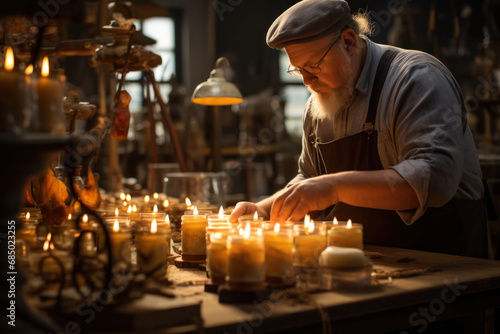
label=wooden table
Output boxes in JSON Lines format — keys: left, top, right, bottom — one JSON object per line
{"left": 90, "top": 245, "right": 500, "bottom": 333}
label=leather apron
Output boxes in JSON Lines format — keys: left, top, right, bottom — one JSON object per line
{"left": 310, "top": 50, "right": 487, "bottom": 258}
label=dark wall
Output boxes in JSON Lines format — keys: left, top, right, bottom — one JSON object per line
{"left": 215, "top": 0, "right": 488, "bottom": 96}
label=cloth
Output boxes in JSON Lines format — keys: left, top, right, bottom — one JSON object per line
{"left": 266, "top": 0, "right": 351, "bottom": 49}
{"left": 289, "top": 38, "right": 484, "bottom": 225}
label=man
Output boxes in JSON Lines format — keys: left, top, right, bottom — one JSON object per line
{"left": 230, "top": 0, "right": 488, "bottom": 258}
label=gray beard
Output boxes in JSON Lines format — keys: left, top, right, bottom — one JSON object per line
{"left": 308, "top": 86, "right": 356, "bottom": 121}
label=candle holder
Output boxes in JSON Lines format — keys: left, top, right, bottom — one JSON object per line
{"left": 327, "top": 221, "right": 363, "bottom": 250}
{"left": 226, "top": 226, "right": 265, "bottom": 291}
{"left": 263, "top": 222, "right": 295, "bottom": 286}
{"left": 135, "top": 222, "right": 169, "bottom": 278}
{"left": 293, "top": 223, "right": 327, "bottom": 286}
{"left": 179, "top": 213, "right": 208, "bottom": 264}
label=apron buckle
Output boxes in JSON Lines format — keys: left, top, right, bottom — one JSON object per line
{"left": 363, "top": 123, "right": 374, "bottom": 134}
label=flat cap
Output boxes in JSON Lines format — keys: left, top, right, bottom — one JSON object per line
{"left": 266, "top": 0, "right": 352, "bottom": 49}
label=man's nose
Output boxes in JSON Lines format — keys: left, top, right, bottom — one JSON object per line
{"left": 302, "top": 71, "right": 317, "bottom": 86}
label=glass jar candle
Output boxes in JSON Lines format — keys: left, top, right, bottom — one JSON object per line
{"left": 327, "top": 220, "right": 363, "bottom": 250}
{"left": 135, "top": 219, "right": 170, "bottom": 277}
{"left": 263, "top": 222, "right": 294, "bottom": 285}
{"left": 226, "top": 224, "right": 265, "bottom": 291}
{"left": 104, "top": 218, "right": 132, "bottom": 265}
{"left": 207, "top": 230, "right": 230, "bottom": 284}
{"left": 181, "top": 213, "right": 208, "bottom": 261}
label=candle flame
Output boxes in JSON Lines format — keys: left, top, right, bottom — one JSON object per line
{"left": 153, "top": 192, "right": 159, "bottom": 199}
{"left": 120, "top": 193, "right": 126, "bottom": 200}
{"left": 166, "top": 214, "right": 170, "bottom": 223}
{"left": 4, "top": 47, "right": 14, "bottom": 71}
{"left": 253, "top": 211, "right": 258, "bottom": 220}
{"left": 126, "top": 194, "right": 131, "bottom": 202}
{"left": 43, "top": 233, "right": 52, "bottom": 251}
{"left": 307, "top": 221, "right": 315, "bottom": 234}
{"left": 304, "top": 214, "right": 311, "bottom": 228}
{"left": 218, "top": 206, "right": 224, "bottom": 218}
{"left": 123, "top": 201, "right": 128, "bottom": 206}
{"left": 26, "top": 212, "right": 30, "bottom": 219}
{"left": 185, "top": 198, "right": 191, "bottom": 206}
{"left": 144, "top": 195, "right": 150, "bottom": 203}
{"left": 68, "top": 213, "right": 72, "bottom": 220}
{"left": 153, "top": 204, "right": 158, "bottom": 213}
{"left": 127, "top": 205, "right": 132, "bottom": 213}
{"left": 41, "top": 56, "right": 49, "bottom": 77}
{"left": 243, "top": 222, "right": 251, "bottom": 239}
{"left": 239, "top": 228, "right": 244, "bottom": 235}
{"left": 274, "top": 223, "right": 280, "bottom": 232}
{"left": 115, "top": 208, "right": 119, "bottom": 216}
{"left": 25, "top": 64, "right": 33, "bottom": 75}
{"left": 213, "top": 232, "right": 222, "bottom": 240}
{"left": 347, "top": 219, "right": 352, "bottom": 228}
{"left": 257, "top": 228, "right": 262, "bottom": 236}
{"left": 132, "top": 204, "right": 137, "bottom": 212}
{"left": 151, "top": 219, "right": 157, "bottom": 234}
{"left": 193, "top": 206, "right": 198, "bottom": 215}
{"left": 333, "top": 217, "right": 339, "bottom": 225}
{"left": 113, "top": 219, "right": 119, "bottom": 232}
{"left": 163, "top": 199, "right": 169, "bottom": 207}
{"left": 83, "top": 214, "right": 88, "bottom": 223}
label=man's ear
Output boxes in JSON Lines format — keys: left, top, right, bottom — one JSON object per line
{"left": 341, "top": 28, "right": 358, "bottom": 55}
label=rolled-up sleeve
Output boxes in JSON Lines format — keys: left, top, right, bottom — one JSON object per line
{"left": 384, "top": 57, "right": 467, "bottom": 224}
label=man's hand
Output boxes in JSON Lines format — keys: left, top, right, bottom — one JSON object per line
{"left": 271, "top": 174, "right": 339, "bottom": 222}
{"left": 229, "top": 202, "right": 269, "bottom": 224}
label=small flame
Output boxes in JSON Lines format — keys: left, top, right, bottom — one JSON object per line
{"left": 153, "top": 192, "right": 159, "bottom": 200}
{"left": 333, "top": 217, "right": 339, "bottom": 225}
{"left": 153, "top": 204, "right": 158, "bottom": 213}
{"left": 4, "top": 47, "right": 14, "bottom": 71}
{"left": 218, "top": 206, "right": 224, "bottom": 218}
{"left": 253, "top": 212, "right": 258, "bottom": 220}
{"left": 304, "top": 214, "right": 311, "bottom": 228}
{"left": 347, "top": 219, "right": 352, "bottom": 228}
{"left": 307, "top": 221, "right": 315, "bottom": 233}
{"left": 83, "top": 214, "right": 88, "bottom": 223}
{"left": 127, "top": 205, "right": 132, "bottom": 213}
{"left": 274, "top": 223, "right": 280, "bottom": 233}
{"left": 43, "top": 233, "right": 52, "bottom": 251}
{"left": 120, "top": 193, "right": 126, "bottom": 200}
{"left": 243, "top": 222, "right": 251, "bottom": 239}
{"left": 132, "top": 204, "right": 137, "bottom": 212}
{"left": 151, "top": 219, "right": 157, "bottom": 234}
{"left": 113, "top": 219, "right": 119, "bottom": 232}
{"left": 193, "top": 206, "right": 198, "bottom": 215}
{"left": 41, "top": 56, "right": 49, "bottom": 77}
{"left": 166, "top": 214, "right": 170, "bottom": 223}
{"left": 213, "top": 232, "right": 222, "bottom": 240}
{"left": 257, "top": 229, "right": 263, "bottom": 236}
{"left": 126, "top": 194, "right": 131, "bottom": 202}
{"left": 26, "top": 212, "right": 30, "bottom": 219}
{"left": 144, "top": 195, "right": 150, "bottom": 203}
{"left": 68, "top": 213, "right": 72, "bottom": 220}
{"left": 163, "top": 199, "right": 169, "bottom": 207}
{"left": 115, "top": 208, "right": 119, "bottom": 216}
{"left": 123, "top": 201, "right": 128, "bottom": 206}
{"left": 239, "top": 228, "right": 244, "bottom": 235}
{"left": 185, "top": 198, "right": 192, "bottom": 206}
{"left": 25, "top": 64, "right": 33, "bottom": 75}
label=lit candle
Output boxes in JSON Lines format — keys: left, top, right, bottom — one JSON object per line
{"left": 264, "top": 222, "right": 294, "bottom": 284}
{"left": 226, "top": 223, "right": 265, "bottom": 290}
{"left": 0, "top": 47, "right": 28, "bottom": 134}
{"left": 293, "top": 215, "right": 327, "bottom": 268}
{"left": 181, "top": 206, "right": 208, "bottom": 261}
{"left": 135, "top": 218, "right": 169, "bottom": 277}
{"left": 237, "top": 211, "right": 264, "bottom": 229}
{"left": 36, "top": 56, "right": 64, "bottom": 133}
{"left": 106, "top": 218, "right": 132, "bottom": 264}
{"left": 207, "top": 230, "right": 230, "bottom": 284}
{"left": 327, "top": 219, "right": 363, "bottom": 250}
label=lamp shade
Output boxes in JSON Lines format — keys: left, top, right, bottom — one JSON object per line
{"left": 191, "top": 57, "right": 243, "bottom": 106}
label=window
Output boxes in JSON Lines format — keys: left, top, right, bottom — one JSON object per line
{"left": 279, "top": 50, "right": 310, "bottom": 139}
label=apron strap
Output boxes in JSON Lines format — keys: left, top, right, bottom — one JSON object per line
{"left": 364, "top": 50, "right": 399, "bottom": 131}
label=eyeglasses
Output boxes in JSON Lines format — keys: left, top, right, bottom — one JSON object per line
{"left": 287, "top": 34, "right": 342, "bottom": 78}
